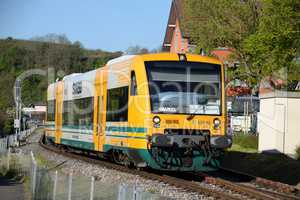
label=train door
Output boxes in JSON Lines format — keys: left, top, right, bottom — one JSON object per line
{"left": 97, "top": 94, "right": 105, "bottom": 151}
{"left": 55, "top": 82, "right": 63, "bottom": 144}
{"left": 93, "top": 69, "right": 107, "bottom": 152}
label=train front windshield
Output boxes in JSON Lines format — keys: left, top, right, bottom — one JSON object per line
{"left": 145, "top": 61, "right": 221, "bottom": 115}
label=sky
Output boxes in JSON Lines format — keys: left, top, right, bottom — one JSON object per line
{"left": 0, "top": 0, "right": 172, "bottom": 52}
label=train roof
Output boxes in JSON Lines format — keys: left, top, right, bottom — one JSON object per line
{"left": 62, "top": 70, "right": 97, "bottom": 83}
{"left": 47, "top": 53, "right": 222, "bottom": 90}
{"left": 106, "top": 53, "right": 222, "bottom": 66}
{"left": 106, "top": 55, "right": 136, "bottom": 65}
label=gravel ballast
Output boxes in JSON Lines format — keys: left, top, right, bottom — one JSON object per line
{"left": 20, "top": 128, "right": 240, "bottom": 200}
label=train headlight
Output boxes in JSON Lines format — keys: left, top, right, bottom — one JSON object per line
{"left": 153, "top": 116, "right": 161, "bottom": 124}
{"left": 213, "top": 118, "right": 221, "bottom": 129}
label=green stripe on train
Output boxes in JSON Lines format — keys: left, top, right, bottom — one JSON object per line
{"left": 48, "top": 125, "right": 146, "bottom": 134}
{"left": 61, "top": 128, "right": 93, "bottom": 135}
{"left": 61, "top": 138, "right": 94, "bottom": 150}
{"left": 105, "top": 134, "right": 146, "bottom": 139}
{"left": 105, "top": 126, "right": 147, "bottom": 133}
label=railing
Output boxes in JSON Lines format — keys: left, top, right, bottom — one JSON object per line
{"left": 0, "top": 127, "right": 162, "bottom": 200}
{"left": 19, "top": 125, "right": 37, "bottom": 141}
{"left": 0, "top": 125, "right": 37, "bottom": 153}
{"left": 29, "top": 151, "right": 161, "bottom": 200}
{"left": 0, "top": 137, "right": 8, "bottom": 154}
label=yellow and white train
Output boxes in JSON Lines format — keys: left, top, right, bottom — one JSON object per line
{"left": 45, "top": 53, "right": 232, "bottom": 171}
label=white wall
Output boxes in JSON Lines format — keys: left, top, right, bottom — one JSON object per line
{"left": 258, "top": 91, "right": 300, "bottom": 156}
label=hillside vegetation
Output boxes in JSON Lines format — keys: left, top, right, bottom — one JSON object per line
{"left": 0, "top": 37, "right": 122, "bottom": 136}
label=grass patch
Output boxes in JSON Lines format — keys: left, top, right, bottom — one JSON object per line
{"left": 222, "top": 151, "right": 300, "bottom": 185}
{"left": 230, "top": 144, "right": 258, "bottom": 153}
{"left": 230, "top": 132, "right": 258, "bottom": 152}
{"left": 0, "top": 155, "right": 24, "bottom": 181}
{"left": 35, "top": 153, "right": 50, "bottom": 167}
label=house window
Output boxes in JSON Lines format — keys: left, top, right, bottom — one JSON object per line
{"left": 106, "top": 86, "right": 129, "bottom": 122}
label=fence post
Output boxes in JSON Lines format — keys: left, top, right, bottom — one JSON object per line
{"left": 6, "top": 147, "right": 10, "bottom": 171}
{"left": 31, "top": 151, "right": 37, "bottom": 199}
{"left": 6, "top": 137, "right": 9, "bottom": 149}
{"left": 132, "top": 179, "right": 139, "bottom": 200}
{"left": 52, "top": 171, "right": 58, "bottom": 200}
{"left": 118, "top": 184, "right": 125, "bottom": 200}
{"left": 68, "top": 171, "right": 73, "bottom": 200}
{"left": 32, "top": 161, "right": 37, "bottom": 198}
{"left": 90, "top": 176, "right": 95, "bottom": 200}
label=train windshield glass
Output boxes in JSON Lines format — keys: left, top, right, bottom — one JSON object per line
{"left": 145, "top": 61, "right": 221, "bottom": 115}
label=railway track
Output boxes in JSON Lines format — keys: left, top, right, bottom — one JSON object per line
{"left": 198, "top": 167, "right": 300, "bottom": 200}
{"left": 201, "top": 173, "right": 299, "bottom": 200}
{"left": 217, "top": 167, "right": 298, "bottom": 194}
{"left": 39, "top": 135, "right": 300, "bottom": 200}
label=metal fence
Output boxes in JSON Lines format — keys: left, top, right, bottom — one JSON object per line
{"left": 0, "top": 125, "right": 37, "bottom": 153}
{"left": 29, "top": 151, "right": 162, "bottom": 200}
{"left": 0, "top": 137, "right": 8, "bottom": 154}
{"left": 227, "top": 96, "right": 259, "bottom": 134}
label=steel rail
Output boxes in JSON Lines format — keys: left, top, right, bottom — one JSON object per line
{"left": 39, "top": 136, "right": 240, "bottom": 200}
{"left": 39, "top": 135, "right": 300, "bottom": 200}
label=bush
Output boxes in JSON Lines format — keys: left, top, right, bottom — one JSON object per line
{"left": 233, "top": 133, "right": 258, "bottom": 150}
{"left": 296, "top": 146, "right": 300, "bottom": 160}
{"left": 3, "top": 117, "right": 14, "bottom": 135}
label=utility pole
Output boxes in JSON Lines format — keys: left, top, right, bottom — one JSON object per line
{"left": 14, "top": 79, "right": 21, "bottom": 146}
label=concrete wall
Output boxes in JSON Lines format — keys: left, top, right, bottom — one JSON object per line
{"left": 258, "top": 91, "right": 300, "bottom": 156}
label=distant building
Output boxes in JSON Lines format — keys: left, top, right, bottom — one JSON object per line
{"left": 23, "top": 105, "right": 46, "bottom": 123}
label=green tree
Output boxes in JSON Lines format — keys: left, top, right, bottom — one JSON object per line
{"left": 31, "top": 33, "right": 72, "bottom": 45}
{"left": 243, "top": 0, "right": 300, "bottom": 87}
{"left": 183, "top": 0, "right": 300, "bottom": 89}
{"left": 124, "top": 45, "right": 149, "bottom": 55}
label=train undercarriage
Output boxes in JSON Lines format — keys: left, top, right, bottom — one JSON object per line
{"left": 45, "top": 132, "right": 232, "bottom": 172}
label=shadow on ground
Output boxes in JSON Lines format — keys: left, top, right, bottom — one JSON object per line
{"left": 221, "top": 151, "right": 300, "bottom": 185}
{"left": 0, "top": 177, "right": 19, "bottom": 186}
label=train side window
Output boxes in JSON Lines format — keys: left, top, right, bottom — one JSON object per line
{"left": 106, "top": 86, "right": 128, "bottom": 122}
{"left": 46, "top": 100, "right": 56, "bottom": 121}
{"left": 130, "top": 71, "right": 137, "bottom": 96}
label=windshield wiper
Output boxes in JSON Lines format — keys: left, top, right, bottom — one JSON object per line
{"left": 187, "top": 113, "right": 196, "bottom": 121}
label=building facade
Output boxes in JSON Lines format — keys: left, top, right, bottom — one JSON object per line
{"left": 162, "top": 0, "right": 232, "bottom": 63}
{"left": 258, "top": 91, "right": 300, "bottom": 156}
{"left": 163, "top": 0, "right": 191, "bottom": 53}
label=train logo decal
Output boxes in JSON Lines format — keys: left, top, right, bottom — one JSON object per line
{"left": 72, "top": 81, "right": 82, "bottom": 95}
